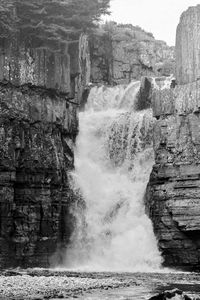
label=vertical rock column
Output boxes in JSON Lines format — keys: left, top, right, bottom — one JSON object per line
{"left": 176, "top": 5, "right": 200, "bottom": 84}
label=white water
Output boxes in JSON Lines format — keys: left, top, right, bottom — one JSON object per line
{"left": 65, "top": 81, "right": 162, "bottom": 272}
{"left": 152, "top": 74, "right": 175, "bottom": 90}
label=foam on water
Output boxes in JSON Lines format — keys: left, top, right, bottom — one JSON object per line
{"left": 65, "top": 80, "right": 162, "bottom": 272}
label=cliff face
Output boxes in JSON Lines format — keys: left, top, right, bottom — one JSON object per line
{"left": 90, "top": 24, "right": 175, "bottom": 85}
{"left": 0, "top": 34, "right": 90, "bottom": 268}
{"left": 176, "top": 5, "right": 200, "bottom": 84}
{"left": 146, "top": 5, "right": 200, "bottom": 270}
{"left": 146, "top": 82, "right": 200, "bottom": 269}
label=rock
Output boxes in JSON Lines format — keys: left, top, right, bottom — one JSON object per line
{"left": 146, "top": 81, "right": 200, "bottom": 269}
{"left": 2, "top": 270, "right": 22, "bottom": 276}
{"left": 0, "top": 33, "right": 90, "bottom": 268}
{"left": 149, "top": 289, "right": 191, "bottom": 300}
{"left": 135, "top": 75, "right": 175, "bottom": 112}
{"left": 90, "top": 23, "right": 175, "bottom": 85}
{"left": 0, "top": 32, "right": 90, "bottom": 102}
{"left": 135, "top": 76, "right": 153, "bottom": 110}
{"left": 0, "top": 81, "right": 77, "bottom": 268}
{"left": 0, "top": 45, "right": 70, "bottom": 93}
{"left": 176, "top": 5, "right": 200, "bottom": 84}
{"left": 145, "top": 4, "right": 200, "bottom": 270}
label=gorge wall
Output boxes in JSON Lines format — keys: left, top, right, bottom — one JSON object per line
{"left": 0, "top": 5, "right": 175, "bottom": 268}
{"left": 176, "top": 5, "right": 200, "bottom": 85}
{"left": 146, "top": 5, "right": 200, "bottom": 270}
{"left": 90, "top": 23, "right": 175, "bottom": 85}
{"left": 0, "top": 34, "right": 90, "bottom": 268}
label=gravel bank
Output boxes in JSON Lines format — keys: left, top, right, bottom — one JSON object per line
{"left": 0, "top": 271, "right": 137, "bottom": 299}
{"left": 1, "top": 269, "right": 200, "bottom": 300}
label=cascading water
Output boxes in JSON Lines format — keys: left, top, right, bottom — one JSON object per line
{"left": 65, "top": 80, "right": 162, "bottom": 272}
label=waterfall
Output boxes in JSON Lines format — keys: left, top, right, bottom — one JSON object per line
{"left": 65, "top": 80, "right": 162, "bottom": 272}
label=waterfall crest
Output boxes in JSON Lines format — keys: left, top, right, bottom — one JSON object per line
{"left": 65, "top": 80, "right": 162, "bottom": 272}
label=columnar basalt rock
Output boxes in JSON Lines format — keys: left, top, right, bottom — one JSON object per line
{"left": 0, "top": 33, "right": 90, "bottom": 268}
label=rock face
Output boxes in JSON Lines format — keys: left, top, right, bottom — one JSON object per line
{"left": 146, "top": 5, "right": 200, "bottom": 270}
{"left": 90, "top": 24, "right": 175, "bottom": 85}
{"left": 176, "top": 5, "right": 200, "bottom": 84}
{"left": 146, "top": 81, "right": 200, "bottom": 269}
{"left": 0, "top": 34, "right": 90, "bottom": 268}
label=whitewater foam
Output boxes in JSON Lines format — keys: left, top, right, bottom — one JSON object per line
{"left": 65, "top": 80, "right": 162, "bottom": 272}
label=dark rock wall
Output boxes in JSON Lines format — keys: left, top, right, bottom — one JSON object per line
{"left": 0, "top": 34, "right": 90, "bottom": 268}
{"left": 146, "top": 81, "right": 200, "bottom": 270}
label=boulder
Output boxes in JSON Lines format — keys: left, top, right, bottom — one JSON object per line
{"left": 149, "top": 289, "right": 194, "bottom": 300}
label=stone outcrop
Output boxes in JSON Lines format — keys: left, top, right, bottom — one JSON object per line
{"left": 0, "top": 34, "right": 90, "bottom": 268}
{"left": 90, "top": 24, "right": 175, "bottom": 85}
{"left": 146, "top": 81, "right": 200, "bottom": 270}
{"left": 176, "top": 5, "right": 200, "bottom": 84}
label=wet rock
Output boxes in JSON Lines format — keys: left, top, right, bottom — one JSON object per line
{"left": 135, "top": 76, "right": 153, "bottom": 110}
{"left": 146, "top": 81, "right": 200, "bottom": 269}
{"left": 2, "top": 270, "right": 22, "bottom": 276}
{"left": 146, "top": 4, "right": 200, "bottom": 269}
{"left": 149, "top": 289, "right": 191, "bottom": 300}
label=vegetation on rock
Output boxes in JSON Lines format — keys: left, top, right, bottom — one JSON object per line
{"left": 0, "top": 0, "right": 110, "bottom": 49}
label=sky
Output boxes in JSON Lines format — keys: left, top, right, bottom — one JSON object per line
{"left": 104, "top": 0, "right": 200, "bottom": 46}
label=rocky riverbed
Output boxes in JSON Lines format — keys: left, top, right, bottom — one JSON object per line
{"left": 0, "top": 269, "right": 200, "bottom": 299}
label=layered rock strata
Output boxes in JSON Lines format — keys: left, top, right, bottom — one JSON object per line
{"left": 0, "top": 34, "right": 90, "bottom": 268}
{"left": 146, "top": 4, "right": 200, "bottom": 270}
{"left": 146, "top": 81, "right": 200, "bottom": 269}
